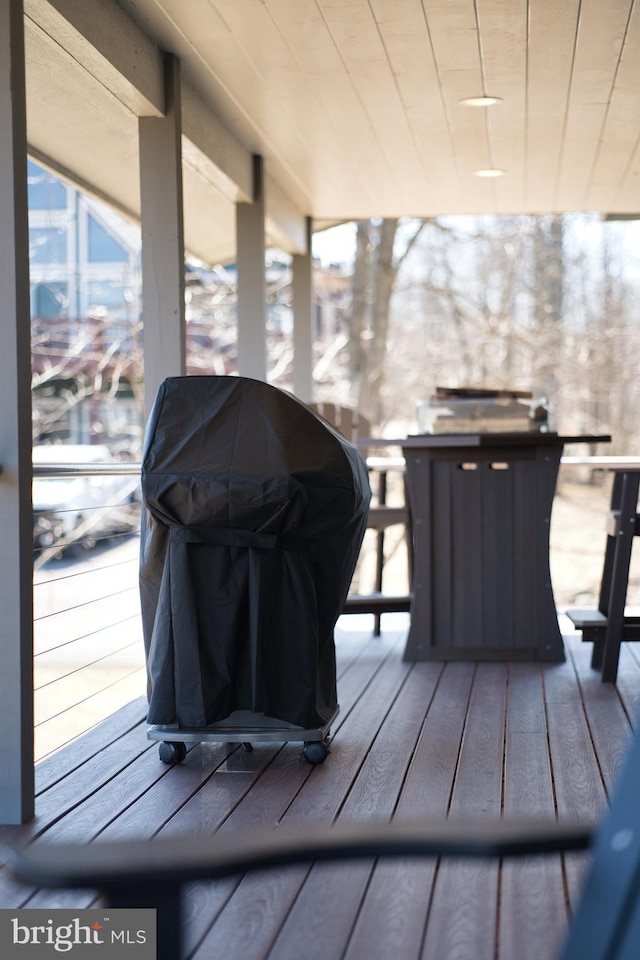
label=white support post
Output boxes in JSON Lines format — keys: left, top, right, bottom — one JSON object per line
{"left": 292, "top": 217, "right": 314, "bottom": 402}
{"left": 139, "top": 54, "right": 186, "bottom": 420}
{"left": 0, "top": 0, "right": 34, "bottom": 824}
{"left": 236, "top": 155, "right": 267, "bottom": 381}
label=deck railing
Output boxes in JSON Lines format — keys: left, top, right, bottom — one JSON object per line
{"left": 33, "top": 459, "right": 145, "bottom": 762}
{"left": 30, "top": 455, "right": 625, "bottom": 762}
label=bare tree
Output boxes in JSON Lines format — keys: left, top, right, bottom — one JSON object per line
{"left": 531, "top": 215, "right": 565, "bottom": 400}
{"left": 32, "top": 314, "right": 143, "bottom": 447}
{"left": 381, "top": 213, "right": 639, "bottom": 448}
{"left": 346, "top": 218, "right": 426, "bottom": 427}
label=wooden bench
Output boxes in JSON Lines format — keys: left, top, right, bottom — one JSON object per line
{"left": 566, "top": 459, "right": 640, "bottom": 682}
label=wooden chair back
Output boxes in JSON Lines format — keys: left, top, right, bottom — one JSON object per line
{"left": 306, "top": 401, "right": 370, "bottom": 454}
{"left": 307, "top": 401, "right": 412, "bottom": 632}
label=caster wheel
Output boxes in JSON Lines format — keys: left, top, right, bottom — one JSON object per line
{"left": 302, "top": 741, "right": 328, "bottom": 764}
{"left": 159, "top": 741, "right": 187, "bottom": 764}
{"left": 242, "top": 742, "right": 254, "bottom": 752}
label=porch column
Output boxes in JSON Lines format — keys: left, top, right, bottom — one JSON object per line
{"left": 292, "top": 217, "right": 314, "bottom": 402}
{"left": 0, "top": 0, "right": 34, "bottom": 823}
{"left": 139, "top": 54, "right": 186, "bottom": 419}
{"left": 236, "top": 155, "right": 267, "bottom": 381}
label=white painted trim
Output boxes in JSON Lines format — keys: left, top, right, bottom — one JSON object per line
{"left": 236, "top": 155, "right": 267, "bottom": 381}
{"left": 0, "top": 0, "right": 35, "bottom": 824}
{"left": 139, "top": 55, "right": 186, "bottom": 419}
{"left": 292, "top": 218, "right": 314, "bottom": 401}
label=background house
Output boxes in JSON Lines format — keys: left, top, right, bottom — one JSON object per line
{"left": 29, "top": 160, "right": 143, "bottom": 450}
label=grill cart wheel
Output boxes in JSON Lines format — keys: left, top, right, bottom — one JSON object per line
{"left": 159, "top": 741, "right": 187, "bottom": 765}
{"left": 302, "top": 740, "right": 329, "bottom": 764}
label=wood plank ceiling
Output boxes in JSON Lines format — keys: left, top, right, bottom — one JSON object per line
{"left": 23, "top": 0, "right": 640, "bottom": 265}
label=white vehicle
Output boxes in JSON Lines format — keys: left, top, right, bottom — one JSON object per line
{"left": 32, "top": 444, "right": 140, "bottom": 551}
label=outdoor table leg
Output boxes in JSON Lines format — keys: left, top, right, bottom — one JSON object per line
{"left": 591, "top": 473, "right": 624, "bottom": 670}
{"left": 600, "top": 472, "right": 640, "bottom": 682}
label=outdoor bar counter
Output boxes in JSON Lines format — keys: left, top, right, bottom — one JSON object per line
{"left": 399, "top": 432, "right": 610, "bottom": 663}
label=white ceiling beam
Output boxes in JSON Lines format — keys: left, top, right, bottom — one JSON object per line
{"left": 181, "top": 82, "right": 253, "bottom": 204}
{"left": 25, "top": 0, "right": 306, "bottom": 255}
{"left": 181, "top": 85, "right": 308, "bottom": 254}
{"left": 265, "top": 175, "right": 309, "bottom": 255}
{"left": 24, "top": 0, "right": 165, "bottom": 117}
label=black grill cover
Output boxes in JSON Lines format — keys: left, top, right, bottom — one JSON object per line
{"left": 140, "top": 376, "right": 371, "bottom": 729}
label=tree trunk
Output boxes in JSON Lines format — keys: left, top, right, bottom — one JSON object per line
{"left": 533, "top": 216, "right": 564, "bottom": 400}
{"left": 348, "top": 221, "right": 371, "bottom": 408}
{"left": 360, "top": 218, "right": 398, "bottom": 424}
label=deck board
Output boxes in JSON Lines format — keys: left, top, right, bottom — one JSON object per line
{"left": 1, "top": 620, "right": 637, "bottom": 960}
{"left": 264, "top": 656, "right": 442, "bottom": 960}
{"left": 423, "top": 663, "right": 507, "bottom": 960}
{"left": 500, "top": 663, "right": 566, "bottom": 960}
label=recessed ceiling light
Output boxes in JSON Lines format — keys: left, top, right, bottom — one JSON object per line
{"left": 459, "top": 96, "right": 503, "bottom": 107}
{"left": 475, "top": 168, "right": 505, "bottom": 178}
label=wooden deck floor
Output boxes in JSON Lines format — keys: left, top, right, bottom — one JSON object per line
{"left": 2, "top": 616, "right": 640, "bottom": 960}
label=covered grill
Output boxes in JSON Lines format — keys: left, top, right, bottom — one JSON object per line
{"left": 140, "top": 376, "right": 370, "bottom": 763}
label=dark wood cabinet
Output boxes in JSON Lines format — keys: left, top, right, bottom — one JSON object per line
{"left": 401, "top": 433, "right": 608, "bottom": 663}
